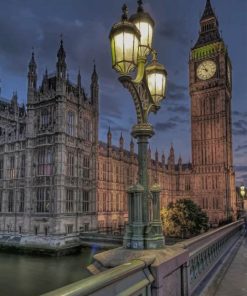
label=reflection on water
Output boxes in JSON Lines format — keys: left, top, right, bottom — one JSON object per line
{"left": 0, "top": 246, "right": 101, "bottom": 296}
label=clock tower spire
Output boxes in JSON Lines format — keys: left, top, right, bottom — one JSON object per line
{"left": 194, "top": 0, "right": 221, "bottom": 49}
{"left": 189, "top": 0, "right": 236, "bottom": 223}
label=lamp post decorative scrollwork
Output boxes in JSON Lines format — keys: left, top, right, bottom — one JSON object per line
{"left": 109, "top": 1, "right": 167, "bottom": 249}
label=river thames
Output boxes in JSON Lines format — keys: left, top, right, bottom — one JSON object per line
{"left": 0, "top": 247, "right": 100, "bottom": 296}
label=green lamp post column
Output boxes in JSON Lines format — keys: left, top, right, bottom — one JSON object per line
{"left": 110, "top": 1, "right": 167, "bottom": 249}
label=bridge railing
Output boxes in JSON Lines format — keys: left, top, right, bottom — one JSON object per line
{"left": 42, "top": 220, "right": 244, "bottom": 296}
{"left": 178, "top": 219, "right": 244, "bottom": 295}
{"left": 41, "top": 256, "right": 155, "bottom": 296}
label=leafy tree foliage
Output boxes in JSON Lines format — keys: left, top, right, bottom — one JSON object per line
{"left": 161, "top": 199, "right": 209, "bottom": 238}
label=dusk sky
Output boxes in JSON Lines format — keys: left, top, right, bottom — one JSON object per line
{"left": 0, "top": 0, "right": 246, "bottom": 184}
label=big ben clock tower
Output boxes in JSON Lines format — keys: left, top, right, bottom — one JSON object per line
{"left": 189, "top": 0, "right": 236, "bottom": 223}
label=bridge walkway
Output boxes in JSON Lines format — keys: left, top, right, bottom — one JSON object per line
{"left": 214, "top": 233, "right": 247, "bottom": 296}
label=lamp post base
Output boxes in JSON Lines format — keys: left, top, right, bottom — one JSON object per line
{"left": 123, "top": 224, "right": 145, "bottom": 249}
{"left": 144, "top": 222, "right": 165, "bottom": 249}
{"left": 123, "top": 222, "right": 165, "bottom": 249}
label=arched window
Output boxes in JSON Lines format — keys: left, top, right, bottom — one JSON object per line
{"left": 41, "top": 108, "right": 50, "bottom": 129}
{"left": 36, "top": 188, "right": 50, "bottom": 213}
{"left": 67, "top": 111, "right": 75, "bottom": 136}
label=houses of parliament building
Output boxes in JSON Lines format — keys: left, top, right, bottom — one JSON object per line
{"left": 0, "top": 0, "right": 237, "bottom": 248}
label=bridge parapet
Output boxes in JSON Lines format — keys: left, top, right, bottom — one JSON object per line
{"left": 177, "top": 220, "right": 244, "bottom": 295}
{"left": 42, "top": 220, "right": 244, "bottom": 296}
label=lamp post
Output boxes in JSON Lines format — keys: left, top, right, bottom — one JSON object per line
{"left": 109, "top": 1, "right": 167, "bottom": 249}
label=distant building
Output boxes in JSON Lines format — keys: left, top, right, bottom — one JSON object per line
{"left": 0, "top": 0, "right": 237, "bottom": 249}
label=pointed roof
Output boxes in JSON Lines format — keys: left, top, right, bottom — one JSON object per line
{"left": 193, "top": 0, "right": 221, "bottom": 49}
{"left": 201, "top": 0, "right": 215, "bottom": 21}
{"left": 29, "top": 50, "right": 36, "bottom": 68}
{"left": 91, "top": 62, "right": 98, "bottom": 82}
{"left": 107, "top": 126, "right": 111, "bottom": 136}
{"left": 57, "top": 38, "right": 66, "bottom": 60}
{"left": 170, "top": 143, "right": 174, "bottom": 155}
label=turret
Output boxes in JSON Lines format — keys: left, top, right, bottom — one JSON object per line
{"left": 168, "top": 144, "right": 175, "bottom": 170}
{"left": 178, "top": 155, "right": 182, "bottom": 171}
{"left": 155, "top": 149, "right": 159, "bottom": 163}
{"left": 41, "top": 68, "right": 49, "bottom": 92}
{"left": 91, "top": 63, "right": 98, "bottom": 105}
{"left": 27, "top": 50, "right": 37, "bottom": 104}
{"left": 77, "top": 69, "right": 82, "bottom": 93}
{"left": 161, "top": 151, "right": 165, "bottom": 167}
{"left": 11, "top": 92, "right": 18, "bottom": 113}
{"left": 56, "top": 38, "right": 66, "bottom": 80}
{"left": 107, "top": 127, "right": 112, "bottom": 147}
{"left": 119, "top": 132, "right": 124, "bottom": 150}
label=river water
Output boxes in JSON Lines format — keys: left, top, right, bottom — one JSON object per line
{"left": 0, "top": 247, "right": 101, "bottom": 296}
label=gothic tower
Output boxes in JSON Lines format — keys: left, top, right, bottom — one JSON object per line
{"left": 189, "top": 0, "right": 236, "bottom": 223}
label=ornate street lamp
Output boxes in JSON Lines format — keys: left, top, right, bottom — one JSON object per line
{"left": 109, "top": 1, "right": 167, "bottom": 249}
{"left": 240, "top": 185, "right": 245, "bottom": 199}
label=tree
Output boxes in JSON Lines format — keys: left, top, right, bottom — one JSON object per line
{"left": 161, "top": 199, "right": 209, "bottom": 238}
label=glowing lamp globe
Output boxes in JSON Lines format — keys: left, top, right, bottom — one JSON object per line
{"left": 240, "top": 185, "right": 245, "bottom": 198}
{"left": 109, "top": 5, "right": 140, "bottom": 75}
{"left": 129, "top": 0, "right": 155, "bottom": 57}
{"left": 146, "top": 53, "right": 167, "bottom": 104}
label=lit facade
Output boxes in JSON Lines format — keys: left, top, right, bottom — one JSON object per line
{"left": 0, "top": 1, "right": 237, "bottom": 248}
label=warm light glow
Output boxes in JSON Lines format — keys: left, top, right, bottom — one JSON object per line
{"left": 110, "top": 22, "right": 140, "bottom": 74}
{"left": 132, "top": 21, "right": 153, "bottom": 56}
{"left": 147, "top": 72, "right": 166, "bottom": 103}
{"left": 240, "top": 185, "right": 245, "bottom": 198}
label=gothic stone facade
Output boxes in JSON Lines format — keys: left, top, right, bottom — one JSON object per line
{"left": 0, "top": 1, "right": 237, "bottom": 248}
{"left": 0, "top": 41, "right": 98, "bottom": 248}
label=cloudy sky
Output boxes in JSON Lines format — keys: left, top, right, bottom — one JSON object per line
{"left": 0, "top": 0, "right": 246, "bottom": 184}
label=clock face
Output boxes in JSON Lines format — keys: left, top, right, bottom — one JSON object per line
{"left": 196, "top": 60, "right": 217, "bottom": 80}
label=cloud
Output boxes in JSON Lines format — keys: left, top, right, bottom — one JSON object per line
{"left": 233, "top": 110, "right": 247, "bottom": 117}
{"left": 167, "top": 105, "right": 189, "bottom": 114}
{"left": 157, "top": 20, "right": 189, "bottom": 45}
{"left": 155, "top": 121, "right": 177, "bottom": 132}
{"left": 166, "top": 80, "right": 188, "bottom": 101}
{"left": 235, "top": 166, "right": 247, "bottom": 173}
{"left": 233, "top": 119, "right": 247, "bottom": 135}
{"left": 235, "top": 144, "right": 247, "bottom": 152}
